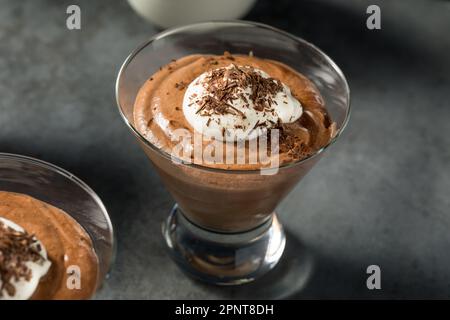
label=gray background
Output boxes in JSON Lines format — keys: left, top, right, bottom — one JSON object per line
{"left": 1, "top": 0, "right": 449, "bottom": 299}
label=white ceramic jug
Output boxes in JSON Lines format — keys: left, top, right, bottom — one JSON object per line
{"left": 127, "top": 0, "right": 257, "bottom": 29}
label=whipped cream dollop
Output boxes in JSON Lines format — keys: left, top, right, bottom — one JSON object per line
{"left": 183, "top": 64, "right": 302, "bottom": 141}
{"left": 0, "top": 217, "right": 51, "bottom": 300}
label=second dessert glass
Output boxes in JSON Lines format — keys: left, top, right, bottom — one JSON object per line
{"left": 116, "top": 21, "right": 350, "bottom": 285}
{"left": 0, "top": 153, "right": 114, "bottom": 297}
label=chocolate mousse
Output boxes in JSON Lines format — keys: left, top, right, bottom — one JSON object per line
{"left": 134, "top": 52, "right": 336, "bottom": 169}
{"left": 0, "top": 191, "right": 99, "bottom": 300}
{"left": 132, "top": 52, "right": 337, "bottom": 232}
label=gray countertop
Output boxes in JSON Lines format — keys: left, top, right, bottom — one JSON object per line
{"left": 1, "top": 0, "right": 449, "bottom": 299}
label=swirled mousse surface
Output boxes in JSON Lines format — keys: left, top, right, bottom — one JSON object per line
{"left": 134, "top": 52, "right": 336, "bottom": 169}
{"left": 0, "top": 191, "right": 98, "bottom": 300}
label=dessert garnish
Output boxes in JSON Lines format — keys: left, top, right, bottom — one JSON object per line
{"left": 134, "top": 52, "right": 337, "bottom": 167}
{"left": 183, "top": 63, "right": 303, "bottom": 141}
{"left": 0, "top": 217, "right": 51, "bottom": 300}
{"left": 195, "top": 64, "right": 283, "bottom": 114}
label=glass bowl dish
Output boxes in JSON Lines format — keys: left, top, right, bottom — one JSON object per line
{"left": 0, "top": 153, "right": 114, "bottom": 299}
{"left": 116, "top": 21, "right": 350, "bottom": 285}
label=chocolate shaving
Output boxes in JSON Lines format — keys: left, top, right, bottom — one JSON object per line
{"left": 224, "top": 51, "right": 235, "bottom": 61}
{"left": 252, "top": 120, "right": 260, "bottom": 131}
{"left": 277, "top": 123, "right": 313, "bottom": 159}
{"left": 208, "top": 57, "right": 219, "bottom": 65}
{"left": 193, "top": 63, "right": 284, "bottom": 118}
{"left": 175, "top": 81, "right": 187, "bottom": 90}
{"left": 0, "top": 220, "right": 45, "bottom": 298}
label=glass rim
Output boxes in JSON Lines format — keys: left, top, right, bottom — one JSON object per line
{"left": 115, "top": 20, "right": 351, "bottom": 174}
{"left": 0, "top": 152, "right": 114, "bottom": 261}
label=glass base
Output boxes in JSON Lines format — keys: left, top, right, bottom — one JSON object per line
{"left": 162, "top": 204, "right": 286, "bottom": 285}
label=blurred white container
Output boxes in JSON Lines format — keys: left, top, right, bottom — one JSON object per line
{"left": 127, "top": 0, "right": 257, "bottom": 29}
